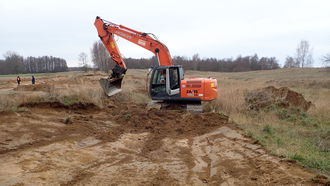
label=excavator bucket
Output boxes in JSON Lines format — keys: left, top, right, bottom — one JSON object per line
{"left": 99, "top": 77, "right": 123, "bottom": 97}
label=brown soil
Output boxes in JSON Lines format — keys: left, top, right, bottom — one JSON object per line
{"left": 20, "top": 101, "right": 99, "bottom": 110}
{"left": 245, "top": 86, "right": 312, "bottom": 111}
{"left": 0, "top": 75, "right": 326, "bottom": 185}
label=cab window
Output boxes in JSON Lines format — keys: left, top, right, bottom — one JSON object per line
{"left": 152, "top": 69, "right": 166, "bottom": 84}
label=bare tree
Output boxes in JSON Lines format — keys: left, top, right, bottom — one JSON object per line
{"left": 0, "top": 51, "right": 68, "bottom": 75}
{"left": 191, "top": 53, "right": 200, "bottom": 71}
{"left": 24, "top": 56, "right": 67, "bottom": 73}
{"left": 3, "top": 51, "right": 24, "bottom": 74}
{"left": 295, "top": 40, "right": 313, "bottom": 68}
{"left": 78, "top": 52, "right": 88, "bottom": 72}
{"left": 91, "top": 41, "right": 113, "bottom": 72}
{"left": 322, "top": 53, "right": 330, "bottom": 67}
{"left": 283, "top": 56, "right": 299, "bottom": 68}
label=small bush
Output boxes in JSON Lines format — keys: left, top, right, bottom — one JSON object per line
{"left": 290, "top": 153, "right": 305, "bottom": 162}
{"left": 262, "top": 125, "right": 273, "bottom": 134}
{"left": 274, "top": 107, "right": 320, "bottom": 126}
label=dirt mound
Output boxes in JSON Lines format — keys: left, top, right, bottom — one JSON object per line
{"left": 14, "top": 84, "right": 53, "bottom": 92}
{"left": 96, "top": 101, "right": 230, "bottom": 154}
{"left": 19, "top": 101, "right": 99, "bottom": 110}
{"left": 245, "top": 86, "right": 312, "bottom": 111}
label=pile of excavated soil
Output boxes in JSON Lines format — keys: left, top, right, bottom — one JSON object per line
{"left": 245, "top": 86, "right": 312, "bottom": 111}
{"left": 108, "top": 104, "right": 229, "bottom": 154}
{"left": 14, "top": 84, "right": 53, "bottom": 92}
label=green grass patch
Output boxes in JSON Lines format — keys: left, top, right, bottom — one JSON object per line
{"left": 61, "top": 95, "right": 80, "bottom": 105}
{"left": 124, "top": 114, "right": 132, "bottom": 121}
{"left": 239, "top": 113, "right": 330, "bottom": 175}
{"left": 262, "top": 125, "right": 273, "bottom": 134}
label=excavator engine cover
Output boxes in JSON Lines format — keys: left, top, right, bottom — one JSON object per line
{"left": 99, "top": 77, "right": 123, "bottom": 97}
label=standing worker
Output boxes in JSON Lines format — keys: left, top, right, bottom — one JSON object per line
{"left": 32, "top": 75, "right": 35, "bottom": 84}
{"left": 16, "top": 76, "right": 21, "bottom": 85}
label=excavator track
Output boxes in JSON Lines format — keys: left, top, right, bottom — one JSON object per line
{"left": 147, "top": 101, "right": 203, "bottom": 112}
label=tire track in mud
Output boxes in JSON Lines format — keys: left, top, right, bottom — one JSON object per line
{"left": 188, "top": 126, "right": 326, "bottom": 185}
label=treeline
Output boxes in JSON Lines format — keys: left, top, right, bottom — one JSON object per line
{"left": 91, "top": 41, "right": 280, "bottom": 72}
{"left": 0, "top": 52, "right": 68, "bottom": 75}
{"left": 125, "top": 54, "right": 279, "bottom": 72}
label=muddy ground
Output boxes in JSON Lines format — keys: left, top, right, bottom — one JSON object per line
{"left": 0, "top": 72, "right": 326, "bottom": 185}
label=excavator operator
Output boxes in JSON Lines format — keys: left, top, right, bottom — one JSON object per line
{"left": 160, "top": 70, "right": 166, "bottom": 84}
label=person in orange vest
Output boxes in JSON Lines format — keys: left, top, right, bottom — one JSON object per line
{"left": 17, "top": 76, "right": 21, "bottom": 85}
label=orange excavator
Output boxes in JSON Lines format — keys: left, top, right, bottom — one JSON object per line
{"left": 94, "top": 16, "right": 217, "bottom": 106}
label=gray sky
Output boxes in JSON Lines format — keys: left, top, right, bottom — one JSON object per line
{"left": 0, "top": 0, "right": 329, "bottom": 67}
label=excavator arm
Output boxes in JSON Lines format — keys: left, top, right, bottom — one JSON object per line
{"left": 94, "top": 16, "right": 174, "bottom": 96}
{"left": 94, "top": 16, "right": 172, "bottom": 77}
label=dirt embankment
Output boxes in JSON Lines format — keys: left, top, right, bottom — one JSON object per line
{"left": 245, "top": 86, "right": 312, "bottom": 111}
{"left": 20, "top": 101, "right": 99, "bottom": 111}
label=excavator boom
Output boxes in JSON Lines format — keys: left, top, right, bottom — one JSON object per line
{"left": 94, "top": 17, "right": 173, "bottom": 96}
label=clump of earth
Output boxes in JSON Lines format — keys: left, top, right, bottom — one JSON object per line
{"left": 245, "top": 86, "right": 312, "bottom": 111}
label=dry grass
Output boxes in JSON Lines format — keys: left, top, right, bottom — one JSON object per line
{"left": 191, "top": 68, "right": 330, "bottom": 175}
{"left": 48, "top": 76, "right": 105, "bottom": 107}
{"left": 0, "top": 72, "right": 106, "bottom": 110}
{"left": 0, "top": 93, "right": 45, "bottom": 111}
{"left": 0, "top": 71, "right": 150, "bottom": 111}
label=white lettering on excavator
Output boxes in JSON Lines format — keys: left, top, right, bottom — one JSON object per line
{"left": 138, "top": 39, "right": 146, "bottom": 46}
{"left": 186, "top": 90, "right": 199, "bottom": 97}
{"left": 115, "top": 31, "right": 132, "bottom": 39}
{"left": 186, "top": 90, "right": 198, "bottom": 94}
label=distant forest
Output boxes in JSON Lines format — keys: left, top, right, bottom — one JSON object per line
{"left": 0, "top": 52, "right": 68, "bottom": 75}
{"left": 2, "top": 40, "right": 328, "bottom": 75}
{"left": 0, "top": 45, "right": 281, "bottom": 75}
{"left": 91, "top": 41, "right": 280, "bottom": 73}
{"left": 124, "top": 54, "right": 279, "bottom": 72}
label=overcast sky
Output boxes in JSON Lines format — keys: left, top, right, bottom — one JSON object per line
{"left": 0, "top": 0, "right": 329, "bottom": 67}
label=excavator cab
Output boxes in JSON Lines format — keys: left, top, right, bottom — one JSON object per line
{"left": 149, "top": 65, "right": 184, "bottom": 100}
